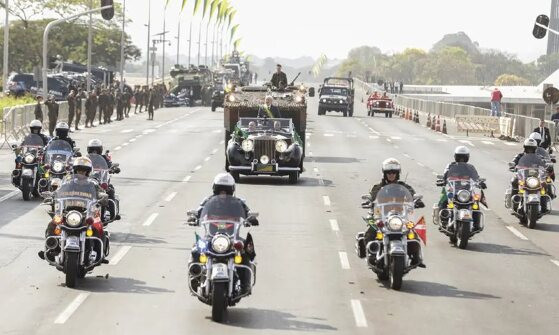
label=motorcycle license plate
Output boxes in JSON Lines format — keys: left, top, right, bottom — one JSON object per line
{"left": 255, "top": 164, "right": 275, "bottom": 172}
{"left": 211, "top": 263, "right": 229, "bottom": 280}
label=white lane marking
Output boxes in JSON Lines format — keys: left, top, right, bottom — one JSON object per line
{"left": 386, "top": 138, "right": 392, "bottom": 143}
{"left": 324, "top": 133, "right": 334, "bottom": 137}
{"left": 459, "top": 140, "right": 475, "bottom": 147}
{"left": 165, "top": 192, "right": 177, "bottom": 202}
{"left": 403, "top": 153, "right": 411, "bottom": 158}
{"left": 0, "top": 190, "right": 19, "bottom": 203}
{"left": 219, "top": 140, "right": 225, "bottom": 145}
{"left": 54, "top": 293, "right": 90, "bottom": 324}
{"left": 313, "top": 167, "right": 319, "bottom": 173}
{"left": 350, "top": 300, "right": 368, "bottom": 328}
{"left": 506, "top": 226, "right": 529, "bottom": 240}
{"left": 482, "top": 141, "right": 495, "bottom": 145}
{"left": 143, "top": 129, "right": 156, "bottom": 134}
{"left": 193, "top": 165, "right": 202, "bottom": 171}
{"left": 110, "top": 246, "right": 132, "bottom": 265}
{"left": 212, "top": 129, "right": 222, "bottom": 133}
{"left": 183, "top": 175, "right": 192, "bottom": 182}
{"left": 114, "top": 146, "right": 122, "bottom": 151}
{"left": 417, "top": 162, "right": 425, "bottom": 167}
{"left": 211, "top": 148, "right": 218, "bottom": 154}
{"left": 329, "top": 219, "right": 340, "bottom": 231}
{"left": 504, "top": 142, "right": 517, "bottom": 146}
{"left": 143, "top": 213, "right": 159, "bottom": 227}
{"left": 436, "top": 139, "right": 448, "bottom": 142}
{"left": 323, "top": 196, "right": 331, "bottom": 206}
{"left": 307, "top": 142, "right": 311, "bottom": 148}
{"left": 551, "top": 259, "right": 559, "bottom": 268}
{"left": 135, "top": 134, "right": 142, "bottom": 139}
{"left": 369, "top": 135, "right": 379, "bottom": 139}
{"left": 309, "top": 151, "right": 314, "bottom": 156}
{"left": 339, "top": 252, "right": 350, "bottom": 269}
{"left": 391, "top": 136, "right": 401, "bottom": 140}
{"left": 204, "top": 156, "right": 211, "bottom": 162}
{"left": 121, "top": 129, "right": 134, "bottom": 133}
{"left": 129, "top": 138, "right": 136, "bottom": 142}
{"left": 367, "top": 127, "right": 380, "bottom": 135}
{"left": 122, "top": 142, "right": 129, "bottom": 147}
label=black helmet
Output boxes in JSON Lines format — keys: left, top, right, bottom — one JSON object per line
{"left": 87, "top": 139, "right": 103, "bottom": 155}
{"left": 55, "top": 122, "right": 70, "bottom": 139}
{"left": 212, "top": 173, "right": 235, "bottom": 195}
{"left": 454, "top": 146, "right": 470, "bottom": 163}
{"left": 29, "top": 120, "right": 43, "bottom": 135}
{"left": 72, "top": 157, "right": 93, "bottom": 176}
{"left": 523, "top": 138, "right": 537, "bottom": 154}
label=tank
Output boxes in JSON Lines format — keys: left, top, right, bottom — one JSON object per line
{"left": 169, "top": 65, "right": 214, "bottom": 106}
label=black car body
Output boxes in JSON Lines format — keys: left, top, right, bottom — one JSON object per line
{"left": 211, "top": 84, "right": 225, "bottom": 111}
{"left": 164, "top": 89, "right": 191, "bottom": 107}
{"left": 226, "top": 117, "right": 303, "bottom": 183}
{"left": 318, "top": 77, "right": 355, "bottom": 117}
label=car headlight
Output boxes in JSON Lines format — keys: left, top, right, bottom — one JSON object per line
{"left": 275, "top": 140, "right": 288, "bottom": 153}
{"left": 228, "top": 95, "right": 236, "bottom": 102}
{"left": 211, "top": 235, "right": 231, "bottom": 253}
{"left": 456, "top": 190, "right": 471, "bottom": 203}
{"left": 526, "top": 177, "right": 540, "bottom": 189}
{"left": 66, "top": 211, "right": 83, "bottom": 227}
{"left": 339, "top": 100, "right": 344, "bottom": 104}
{"left": 52, "top": 161, "right": 65, "bottom": 173}
{"left": 241, "top": 139, "right": 254, "bottom": 152}
{"left": 321, "top": 99, "right": 326, "bottom": 103}
{"left": 387, "top": 217, "right": 404, "bottom": 231}
{"left": 24, "top": 153, "right": 35, "bottom": 164}
{"left": 260, "top": 155, "right": 270, "bottom": 164}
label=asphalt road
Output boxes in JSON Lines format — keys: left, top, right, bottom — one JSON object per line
{"left": 0, "top": 89, "right": 557, "bottom": 335}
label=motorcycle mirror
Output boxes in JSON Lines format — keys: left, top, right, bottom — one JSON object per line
{"left": 11, "top": 144, "right": 17, "bottom": 150}
{"left": 508, "top": 162, "right": 515, "bottom": 169}
{"left": 187, "top": 210, "right": 197, "bottom": 217}
{"left": 413, "top": 194, "right": 423, "bottom": 201}
{"left": 436, "top": 174, "right": 443, "bottom": 179}
{"left": 361, "top": 194, "right": 371, "bottom": 200}
{"left": 248, "top": 212, "right": 259, "bottom": 218}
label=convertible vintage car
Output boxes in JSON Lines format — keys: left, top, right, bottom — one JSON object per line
{"left": 367, "top": 94, "right": 394, "bottom": 117}
{"left": 226, "top": 117, "right": 304, "bottom": 184}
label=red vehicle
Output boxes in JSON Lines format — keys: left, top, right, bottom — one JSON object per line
{"left": 367, "top": 92, "right": 394, "bottom": 118}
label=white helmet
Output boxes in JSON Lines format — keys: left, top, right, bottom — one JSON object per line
{"left": 212, "top": 173, "right": 236, "bottom": 195}
{"left": 454, "top": 146, "right": 470, "bottom": 162}
{"left": 529, "top": 132, "right": 542, "bottom": 145}
{"left": 87, "top": 139, "right": 103, "bottom": 154}
{"left": 29, "top": 120, "right": 43, "bottom": 134}
{"left": 523, "top": 138, "right": 537, "bottom": 153}
{"left": 382, "top": 158, "right": 401, "bottom": 173}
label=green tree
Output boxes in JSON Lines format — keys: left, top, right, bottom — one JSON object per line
{"left": 419, "top": 47, "right": 476, "bottom": 85}
{"left": 494, "top": 74, "right": 531, "bottom": 86}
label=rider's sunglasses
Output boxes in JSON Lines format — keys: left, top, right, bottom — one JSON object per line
{"left": 386, "top": 170, "right": 398, "bottom": 175}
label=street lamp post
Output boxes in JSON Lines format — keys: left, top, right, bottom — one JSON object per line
{"left": 119, "top": 0, "right": 126, "bottom": 91}
{"left": 162, "top": 7, "right": 166, "bottom": 81}
{"left": 176, "top": 16, "right": 180, "bottom": 65}
{"left": 87, "top": 0, "right": 93, "bottom": 91}
{"left": 145, "top": 0, "right": 151, "bottom": 87}
{"left": 188, "top": 21, "right": 192, "bottom": 66}
{"left": 2, "top": 0, "right": 9, "bottom": 93}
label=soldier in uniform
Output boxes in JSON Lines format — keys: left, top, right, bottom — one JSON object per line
{"left": 147, "top": 88, "right": 155, "bottom": 120}
{"left": 75, "top": 88, "right": 84, "bottom": 130}
{"left": 271, "top": 64, "right": 288, "bottom": 89}
{"left": 34, "top": 96, "right": 44, "bottom": 122}
{"left": 123, "top": 89, "right": 132, "bottom": 118}
{"left": 116, "top": 90, "right": 124, "bottom": 121}
{"left": 106, "top": 89, "right": 115, "bottom": 123}
{"left": 44, "top": 96, "right": 59, "bottom": 136}
{"left": 66, "top": 90, "right": 76, "bottom": 132}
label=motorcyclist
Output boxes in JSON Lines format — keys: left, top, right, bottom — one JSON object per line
{"left": 50, "top": 122, "right": 76, "bottom": 149}
{"left": 38, "top": 157, "right": 108, "bottom": 262}
{"left": 437, "top": 146, "right": 487, "bottom": 226}
{"left": 529, "top": 132, "right": 556, "bottom": 182}
{"left": 12, "top": 120, "right": 50, "bottom": 187}
{"left": 87, "top": 139, "right": 121, "bottom": 220}
{"left": 361, "top": 158, "right": 425, "bottom": 267}
{"left": 188, "top": 173, "right": 258, "bottom": 294}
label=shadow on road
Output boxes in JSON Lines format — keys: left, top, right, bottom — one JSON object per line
{"left": 111, "top": 232, "right": 167, "bottom": 245}
{"left": 398, "top": 280, "right": 501, "bottom": 300}
{"left": 311, "top": 156, "right": 362, "bottom": 164}
{"left": 466, "top": 242, "right": 549, "bottom": 256}
{"left": 217, "top": 308, "right": 337, "bottom": 331}
{"left": 0, "top": 233, "right": 43, "bottom": 242}
{"left": 238, "top": 176, "right": 333, "bottom": 187}
{"left": 77, "top": 276, "right": 175, "bottom": 294}
{"left": 535, "top": 222, "right": 559, "bottom": 233}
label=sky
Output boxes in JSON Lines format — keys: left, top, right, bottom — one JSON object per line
{"left": 123, "top": 0, "right": 551, "bottom": 63}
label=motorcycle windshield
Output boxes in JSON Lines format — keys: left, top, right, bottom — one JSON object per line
{"left": 45, "top": 140, "right": 73, "bottom": 165}
{"left": 21, "top": 134, "right": 44, "bottom": 148}
{"left": 54, "top": 175, "right": 97, "bottom": 211}
{"left": 88, "top": 154, "right": 110, "bottom": 184}
{"left": 517, "top": 154, "right": 545, "bottom": 179}
{"left": 447, "top": 163, "right": 479, "bottom": 181}
{"left": 200, "top": 195, "right": 245, "bottom": 237}
{"left": 374, "top": 184, "right": 415, "bottom": 218}
{"left": 536, "top": 147, "right": 551, "bottom": 162}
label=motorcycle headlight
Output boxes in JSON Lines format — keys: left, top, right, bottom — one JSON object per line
{"left": 24, "top": 153, "right": 35, "bottom": 164}
{"left": 321, "top": 99, "right": 326, "bottom": 103}
{"left": 339, "top": 99, "right": 344, "bottom": 104}
{"left": 241, "top": 139, "right": 254, "bottom": 152}
{"left": 387, "top": 217, "right": 404, "bottom": 231}
{"left": 51, "top": 178, "right": 62, "bottom": 188}
{"left": 260, "top": 155, "right": 270, "bottom": 164}
{"left": 66, "top": 211, "right": 83, "bottom": 227}
{"left": 456, "top": 190, "right": 471, "bottom": 203}
{"left": 526, "top": 177, "right": 540, "bottom": 189}
{"left": 52, "top": 161, "right": 65, "bottom": 173}
{"left": 211, "top": 235, "right": 231, "bottom": 253}
{"left": 228, "top": 95, "right": 236, "bottom": 102}
{"left": 275, "top": 140, "right": 288, "bottom": 153}
{"left": 295, "top": 95, "right": 303, "bottom": 103}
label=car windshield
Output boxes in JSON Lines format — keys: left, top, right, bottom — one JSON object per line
{"left": 224, "top": 65, "right": 240, "bottom": 76}
{"left": 447, "top": 163, "right": 479, "bottom": 181}
{"left": 374, "top": 184, "right": 415, "bottom": 218}
{"left": 321, "top": 87, "right": 348, "bottom": 96}
{"left": 21, "top": 134, "right": 44, "bottom": 148}
{"left": 200, "top": 195, "right": 245, "bottom": 237}
{"left": 238, "top": 117, "right": 292, "bottom": 133}
{"left": 45, "top": 140, "right": 73, "bottom": 164}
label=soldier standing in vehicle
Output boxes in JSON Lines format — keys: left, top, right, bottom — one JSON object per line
{"left": 271, "top": 64, "right": 288, "bottom": 89}
{"left": 44, "top": 96, "right": 59, "bottom": 136}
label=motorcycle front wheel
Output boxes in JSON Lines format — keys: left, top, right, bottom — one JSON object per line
{"left": 389, "top": 256, "right": 404, "bottom": 290}
{"left": 21, "top": 179, "right": 32, "bottom": 201}
{"left": 526, "top": 204, "right": 538, "bottom": 229}
{"left": 65, "top": 252, "right": 79, "bottom": 288}
{"left": 211, "top": 282, "right": 228, "bottom": 322}
{"left": 457, "top": 221, "right": 470, "bottom": 249}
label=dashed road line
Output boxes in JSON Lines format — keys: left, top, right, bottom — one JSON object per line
{"left": 54, "top": 293, "right": 90, "bottom": 324}
{"left": 369, "top": 135, "right": 379, "bottom": 139}
{"left": 165, "top": 192, "right": 177, "bottom": 202}
{"left": 506, "top": 226, "right": 529, "bottom": 240}
{"left": 551, "top": 259, "right": 559, "bottom": 268}
{"left": 121, "top": 129, "right": 134, "bottom": 133}
{"left": 0, "top": 190, "right": 19, "bottom": 203}
{"left": 143, "top": 213, "right": 159, "bottom": 227}
{"left": 129, "top": 138, "right": 136, "bottom": 142}
{"left": 219, "top": 140, "right": 225, "bottom": 145}
{"left": 504, "top": 142, "right": 517, "bottom": 146}
{"left": 386, "top": 138, "right": 392, "bottom": 143}
{"left": 110, "top": 246, "right": 132, "bottom": 265}
{"left": 193, "top": 165, "right": 202, "bottom": 171}
{"left": 482, "top": 141, "right": 495, "bottom": 145}
{"left": 122, "top": 143, "right": 129, "bottom": 147}
{"left": 324, "top": 133, "right": 334, "bottom": 137}
{"left": 367, "top": 127, "right": 380, "bottom": 135}
{"left": 350, "top": 299, "right": 368, "bottom": 328}
{"left": 391, "top": 136, "right": 401, "bottom": 140}
{"left": 459, "top": 140, "right": 475, "bottom": 147}
{"left": 114, "top": 146, "right": 122, "bottom": 151}
{"left": 182, "top": 175, "right": 192, "bottom": 182}
{"left": 403, "top": 153, "right": 411, "bottom": 158}
{"left": 211, "top": 148, "right": 218, "bottom": 154}
{"left": 323, "top": 196, "right": 331, "bottom": 206}
{"left": 436, "top": 139, "right": 448, "bottom": 142}
{"left": 329, "top": 219, "right": 340, "bottom": 231}
{"left": 338, "top": 252, "right": 350, "bottom": 269}
{"left": 417, "top": 162, "right": 425, "bottom": 167}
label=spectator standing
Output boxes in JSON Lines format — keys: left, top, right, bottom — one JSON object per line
{"left": 533, "top": 120, "right": 552, "bottom": 149}
{"left": 490, "top": 87, "right": 503, "bottom": 117}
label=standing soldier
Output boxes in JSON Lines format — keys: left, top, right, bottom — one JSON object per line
{"left": 106, "top": 89, "right": 115, "bottom": 123}
{"left": 34, "top": 96, "right": 44, "bottom": 122}
{"left": 66, "top": 90, "right": 76, "bottom": 132}
{"left": 147, "top": 88, "right": 155, "bottom": 120}
{"left": 98, "top": 89, "right": 107, "bottom": 125}
{"left": 123, "top": 89, "right": 132, "bottom": 118}
{"left": 75, "top": 88, "right": 84, "bottom": 130}
{"left": 116, "top": 90, "right": 124, "bottom": 121}
{"left": 134, "top": 86, "right": 141, "bottom": 113}
{"left": 44, "top": 96, "right": 59, "bottom": 136}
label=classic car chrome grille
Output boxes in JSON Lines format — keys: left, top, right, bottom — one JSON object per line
{"left": 254, "top": 139, "right": 276, "bottom": 162}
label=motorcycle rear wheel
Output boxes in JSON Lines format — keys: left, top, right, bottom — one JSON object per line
{"left": 211, "top": 282, "right": 228, "bottom": 322}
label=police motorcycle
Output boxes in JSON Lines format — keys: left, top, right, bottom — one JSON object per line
{"left": 186, "top": 195, "right": 259, "bottom": 322}
{"left": 357, "top": 184, "right": 424, "bottom": 290}
{"left": 39, "top": 140, "right": 75, "bottom": 194}
{"left": 88, "top": 153, "right": 120, "bottom": 223}
{"left": 11, "top": 134, "right": 44, "bottom": 200}
{"left": 505, "top": 154, "right": 553, "bottom": 229}
{"left": 41, "top": 175, "right": 110, "bottom": 288}
{"left": 433, "top": 163, "right": 486, "bottom": 249}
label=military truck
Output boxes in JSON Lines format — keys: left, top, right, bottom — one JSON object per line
{"left": 223, "top": 83, "right": 315, "bottom": 182}
{"left": 169, "top": 65, "right": 213, "bottom": 106}
{"left": 317, "top": 77, "right": 355, "bottom": 117}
